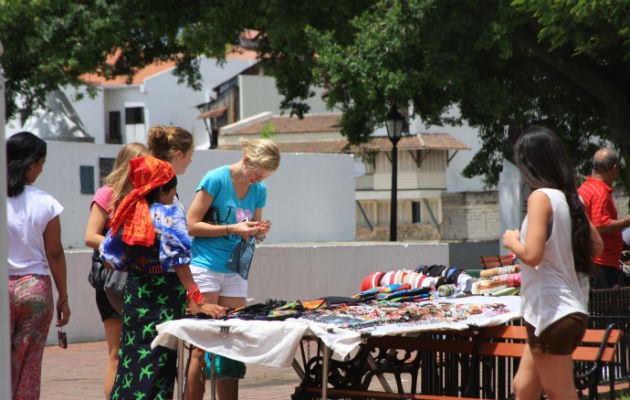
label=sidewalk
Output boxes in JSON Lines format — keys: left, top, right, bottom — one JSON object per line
{"left": 41, "top": 341, "right": 301, "bottom": 400}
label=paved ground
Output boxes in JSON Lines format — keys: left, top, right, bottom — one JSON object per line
{"left": 41, "top": 340, "right": 628, "bottom": 399}
{"left": 42, "top": 341, "right": 301, "bottom": 400}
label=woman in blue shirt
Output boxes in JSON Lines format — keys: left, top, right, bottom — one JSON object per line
{"left": 185, "top": 138, "right": 280, "bottom": 400}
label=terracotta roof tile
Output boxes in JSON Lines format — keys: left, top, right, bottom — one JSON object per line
{"left": 222, "top": 114, "right": 342, "bottom": 135}
{"left": 81, "top": 47, "right": 257, "bottom": 86}
{"left": 80, "top": 60, "right": 177, "bottom": 86}
{"left": 218, "top": 134, "right": 469, "bottom": 153}
{"left": 198, "top": 106, "right": 227, "bottom": 119}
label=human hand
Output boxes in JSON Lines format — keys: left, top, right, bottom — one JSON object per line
{"left": 197, "top": 303, "right": 227, "bottom": 319}
{"left": 502, "top": 230, "right": 521, "bottom": 250}
{"left": 56, "top": 297, "right": 70, "bottom": 327}
{"left": 232, "top": 220, "right": 260, "bottom": 240}
{"left": 255, "top": 220, "right": 271, "bottom": 241}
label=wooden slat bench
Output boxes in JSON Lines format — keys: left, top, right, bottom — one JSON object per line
{"left": 479, "top": 255, "right": 514, "bottom": 269}
{"left": 292, "top": 323, "right": 623, "bottom": 400}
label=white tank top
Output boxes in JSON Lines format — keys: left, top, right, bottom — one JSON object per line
{"left": 520, "top": 188, "right": 589, "bottom": 336}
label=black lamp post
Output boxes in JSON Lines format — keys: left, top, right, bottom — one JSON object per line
{"left": 385, "top": 104, "right": 405, "bottom": 241}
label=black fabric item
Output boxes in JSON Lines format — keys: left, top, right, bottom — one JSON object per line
{"left": 322, "top": 296, "right": 362, "bottom": 306}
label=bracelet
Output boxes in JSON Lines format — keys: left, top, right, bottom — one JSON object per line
{"left": 226, "top": 225, "right": 230, "bottom": 235}
{"left": 186, "top": 283, "right": 204, "bottom": 305}
{"left": 57, "top": 297, "right": 68, "bottom": 309}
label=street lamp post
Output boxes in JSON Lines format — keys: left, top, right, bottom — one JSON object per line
{"left": 385, "top": 105, "right": 405, "bottom": 241}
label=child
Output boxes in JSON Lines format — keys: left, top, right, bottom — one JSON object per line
{"left": 502, "top": 126, "right": 603, "bottom": 400}
{"left": 100, "top": 155, "right": 225, "bottom": 399}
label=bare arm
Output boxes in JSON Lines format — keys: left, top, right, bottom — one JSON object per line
{"left": 186, "top": 189, "right": 259, "bottom": 240}
{"left": 596, "top": 215, "right": 630, "bottom": 235}
{"left": 590, "top": 220, "right": 604, "bottom": 256}
{"left": 502, "top": 191, "right": 551, "bottom": 267}
{"left": 173, "top": 264, "right": 225, "bottom": 318}
{"left": 84, "top": 203, "right": 108, "bottom": 250}
{"left": 44, "top": 216, "right": 70, "bottom": 327}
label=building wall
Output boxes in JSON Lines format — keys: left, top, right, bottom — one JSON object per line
{"left": 65, "top": 87, "right": 106, "bottom": 144}
{"left": 239, "top": 75, "right": 330, "bottom": 119}
{"left": 441, "top": 191, "right": 500, "bottom": 241}
{"left": 35, "top": 142, "right": 356, "bottom": 248}
{"left": 45, "top": 242, "right": 449, "bottom": 345}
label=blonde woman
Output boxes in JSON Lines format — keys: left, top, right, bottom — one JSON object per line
{"left": 84, "top": 142, "right": 148, "bottom": 398}
{"left": 185, "top": 138, "right": 280, "bottom": 400}
{"left": 147, "top": 125, "right": 194, "bottom": 175}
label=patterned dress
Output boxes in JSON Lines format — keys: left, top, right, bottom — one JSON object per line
{"left": 101, "top": 203, "right": 191, "bottom": 400}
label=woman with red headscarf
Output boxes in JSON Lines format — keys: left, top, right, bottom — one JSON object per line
{"left": 100, "top": 155, "right": 225, "bottom": 400}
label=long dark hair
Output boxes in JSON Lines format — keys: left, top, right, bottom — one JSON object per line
{"left": 6, "top": 131, "right": 47, "bottom": 197}
{"left": 513, "top": 126, "right": 594, "bottom": 275}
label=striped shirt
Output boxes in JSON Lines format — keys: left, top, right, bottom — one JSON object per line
{"left": 578, "top": 176, "right": 622, "bottom": 267}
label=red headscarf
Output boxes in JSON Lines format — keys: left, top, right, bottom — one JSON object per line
{"left": 109, "top": 156, "right": 175, "bottom": 246}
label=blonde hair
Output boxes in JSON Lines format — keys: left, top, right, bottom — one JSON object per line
{"left": 104, "top": 142, "right": 149, "bottom": 212}
{"left": 147, "top": 126, "right": 194, "bottom": 162}
{"left": 242, "top": 138, "right": 281, "bottom": 171}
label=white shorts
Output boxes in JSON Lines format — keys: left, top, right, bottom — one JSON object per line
{"left": 190, "top": 265, "right": 248, "bottom": 298}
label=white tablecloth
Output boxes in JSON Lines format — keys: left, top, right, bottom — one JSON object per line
{"left": 151, "top": 295, "right": 521, "bottom": 368}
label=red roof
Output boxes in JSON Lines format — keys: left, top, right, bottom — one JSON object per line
{"left": 198, "top": 106, "right": 227, "bottom": 119}
{"left": 218, "top": 134, "right": 470, "bottom": 153}
{"left": 81, "top": 47, "right": 257, "bottom": 86}
{"left": 222, "top": 114, "right": 342, "bottom": 135}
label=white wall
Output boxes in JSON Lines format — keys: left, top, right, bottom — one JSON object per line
{"left": 239, "top": 75, "right": 331, "bottom": 119}
{"left": 35, "top": 141, "right": 356, "bottom": 248}
{"left": 64, "top": 87, "right": 106, "bottom": 143}
{"left": 46, "top": 242, "right": 449, "bottom": 345}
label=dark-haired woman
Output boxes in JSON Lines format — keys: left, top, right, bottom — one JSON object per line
{"left": 502, "top": 126, "right": 603, "bottom": 400}
{"left": 100, "top": 156, "right": 225, "bottom": 400}
{"left": 7, "top": 131, "right": 70, "bottom": 399}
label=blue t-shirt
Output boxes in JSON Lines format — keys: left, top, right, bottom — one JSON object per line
{"left": 191, "top": 165, "right": 266, "bottom": 273}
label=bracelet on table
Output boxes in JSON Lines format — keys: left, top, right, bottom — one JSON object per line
{"left": 187, "top": 283, "right": 204, "bottom": 305}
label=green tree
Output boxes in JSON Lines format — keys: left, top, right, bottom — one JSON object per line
{"left": 307, "top": 0, "right": 629, "bottom": 189}
{"left": 2, "top": 0, "right": 628, "bottom": 191}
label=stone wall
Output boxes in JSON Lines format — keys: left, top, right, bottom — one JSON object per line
{"left": 441, "top": 191, "right": 500, "bottom": 241}
{"left": 356, "top": 224, "right": 439, "bottom": 241}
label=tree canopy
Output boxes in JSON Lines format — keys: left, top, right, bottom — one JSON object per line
{"left": 1, "top": 0, "right": 628, "bottom": 190}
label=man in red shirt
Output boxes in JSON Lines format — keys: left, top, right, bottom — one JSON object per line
{"left": 578, "top": 148, "right": 630, "bottom": 288}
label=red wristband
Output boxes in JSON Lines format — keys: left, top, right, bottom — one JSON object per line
{"left": 187, "top": 283, "right": 204, "bottom": 305}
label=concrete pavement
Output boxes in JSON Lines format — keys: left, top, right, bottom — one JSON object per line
{"left": 41, "top": 341, "right": 301, "bottom": 400}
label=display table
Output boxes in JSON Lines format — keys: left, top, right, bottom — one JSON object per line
{"left": 152, "top": 295, "right": 522, "bottom": 399}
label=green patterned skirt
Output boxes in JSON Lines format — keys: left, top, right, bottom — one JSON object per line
{"left": 110, "top": 270, "right": 186, "bottom": 400}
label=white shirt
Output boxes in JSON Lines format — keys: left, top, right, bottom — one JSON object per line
{"left": 520, "top": 188, "right": 589, "bottom": 336}
{"left": 7, "top": 185, "right": 64, "bottom": 276}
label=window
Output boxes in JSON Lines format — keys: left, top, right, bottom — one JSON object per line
{"left": 108, "top": 111, "right": 121, "bottom": 144}
{"left": 125, "top": 107, "right": 144, "bottom": 124}
{"left": 99, "top": 157, "right": 115, "bottom": 187}
{"left": 124, "top": 106, "right": 146, "bottom": 143}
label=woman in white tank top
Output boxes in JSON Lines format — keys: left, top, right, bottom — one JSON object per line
{"left": 502, "top": 126, "right": 603, "bottom": 400}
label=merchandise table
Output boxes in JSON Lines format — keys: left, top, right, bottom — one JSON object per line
{"left": 151, "top": 295, "right": 521, "bottom": 399}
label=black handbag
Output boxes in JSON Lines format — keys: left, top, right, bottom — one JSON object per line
{"left": 87, "top": 249, "right": 108, "bottom": 290}
{"left": 87, "top": 226, "right": 109, "bottom": 290}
